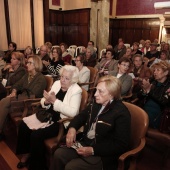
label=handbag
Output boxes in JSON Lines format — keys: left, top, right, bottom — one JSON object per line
{"left": 35, "top": 107, "right": 52, "bottom": 123}
{"left": 159, "top": 107, "right": 170, "bottom": 134}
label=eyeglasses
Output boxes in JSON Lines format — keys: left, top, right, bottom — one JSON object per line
{"left": 40, "top": 50, "right": 47, "bottom": 53}
{"left": 120, "top": 64, "right": 130, "bottom": 68}
{"left": 27, "top": 61, "right": 34, "bottom": 65}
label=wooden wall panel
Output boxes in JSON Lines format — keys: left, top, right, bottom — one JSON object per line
{"left": 150, "top": 28, "right": 160, "bottom": 41}
{"left": 109, "top": 18, "right": 160, "bottom": 47}
{"left": 79, "top": 25, "right": 89, "bottom": 45}
{"left": 64, "top": 12, "right": 79, "bottom": 24}
{"left": 50, "top": 26, "right": 63, "bottom": 45}
{"left": 142, "top": 29, "right": 151, "bottom": 40}
{"left": 134, "top": 29, "right": 142, "bottom": 42}
{"left": 50, "top": 11, "right": 62, "bottom": 25}
{"left": 63, "top": 26, "right": 79, "bottom": 45}
{"left": 44, "top": 8, "right": 90, "bottom": 47}
{"left": 125, "top": 29, "right": 134, "bottom": 43}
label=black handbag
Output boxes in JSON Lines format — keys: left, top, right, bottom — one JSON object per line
{"left": 35, "top": 107, "right": 52, "bottom": 123}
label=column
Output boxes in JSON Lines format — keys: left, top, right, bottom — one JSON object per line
{"left": 97, "top": 0, "right": 110, "bottom": 56}
{"left": 90, "top": 0, "right": 110, "bottom": 57}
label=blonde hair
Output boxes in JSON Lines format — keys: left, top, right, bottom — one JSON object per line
{"left": 11, "top": 52, "right": 25, "bottom": 66}
{"left": 59, "top": 65, "right": 79, "bottom": 83}
{"left": 151, "top": 61, "right": 170, "bottom": 75}
{"left": 98, "top": 75, "right": 122, "bottom": 100}
{"left": 27, "top": 55, "right": 43, "bottom": 72}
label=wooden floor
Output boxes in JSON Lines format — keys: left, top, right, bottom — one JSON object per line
{"left": 1, "top": 119, "right": 170, "bottom": 170}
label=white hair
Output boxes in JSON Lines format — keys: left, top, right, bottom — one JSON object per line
{"left": 59, "top": 65, "right": 79, "bottom": 83}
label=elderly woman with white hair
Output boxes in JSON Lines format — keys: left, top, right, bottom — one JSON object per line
{"left": 16, "top": 65, "right": 82, "bottom": 170}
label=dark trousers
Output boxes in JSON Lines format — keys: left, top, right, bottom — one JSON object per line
{"left": 16, "top": 121, "right": 59, "bottom": 170}
{"left": 50, "top": 147, "right": 103, "bottom": 170}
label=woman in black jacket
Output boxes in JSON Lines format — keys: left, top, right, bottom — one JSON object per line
{"left": 138, "top": 61, "right": 170, "bottom": 128}
{"left": 50, "top": 75, "right": 131, "bottom": 170}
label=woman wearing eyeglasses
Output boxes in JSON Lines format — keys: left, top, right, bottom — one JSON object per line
{"left": 42, "top": 47, "right": 65, "bottom": 78}
{"left": 109, "top": 57, "right": 132, "bottom": 97}
{"left": 75, "top": 54, "right": 90, "bottom": 91}
{"left": 0, "top": 55, "right": 46, "bottom": 141}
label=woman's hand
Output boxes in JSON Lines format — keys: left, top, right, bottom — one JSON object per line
{"left": 43, "top": 90, "right": 56, "bottom": 104}
{"left": 4, "top": 64, "right": 12, "bottom": 71}
{"left": 99, "top": 68, "right": 104, "bottom": 73}
{"left": 142, "top": 79, "right": 152, "bottom": 93}
{"left": 42, "top": 60, "right": 50, "bottom": 67}
{"left": 166, "top": 88, "right": 170, "bottom": 96}
{"left": 77, "top": 147, "right": 94, "bottom": 157}
{"left": 66, "top": 128, "right": 76, "bottom": 147}
{"left": 103, "top": 70, "right": 108, "bottom": 75}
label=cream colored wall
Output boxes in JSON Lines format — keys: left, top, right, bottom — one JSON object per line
{"left": 64, "top": 0, "right": 91, "bottom": 10}
{"left": 49, "top": 0, "right": 91, "bottom": 10}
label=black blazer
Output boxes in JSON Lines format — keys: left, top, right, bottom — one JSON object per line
{"left": 68, "top": 100, "right": 131, "bottom": 170}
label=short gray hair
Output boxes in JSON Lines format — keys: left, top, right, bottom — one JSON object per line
{"left": 59, "top": 65, "right": 79, "bottom": 83}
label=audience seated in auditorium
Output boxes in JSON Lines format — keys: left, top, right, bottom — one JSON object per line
{"left": 123, "top": 47, "right": 132, "bottom": 61}
{"left": 141, "top": 39, "right": 151, "bottom": 55}
{"left": 131, "top": 42, "right": 143, "bottom": 56}
{"left": 60, "top": 43, "right": 72, "bottom": 64}
{"left": 50, "top": 75, "right": 131, "bottom": 170}
{"left": 0, "top": 51, "right": 6, "bottom": 80}
{"left": 162, "top": 43, "right": 170, "bottom": 59}
{"left": 2, "top": 52, "right": 26, "bottom": 86}
{"left": 87, "top": 40, "right": 97, "bottom": 59}
{"left": 4, "top": 42, "right": 17, "bottom": 63}
{"left": 143, "top": 42, "right": 160, "bottom": 67}
{"left": 113, "top": 41, "right": 126, "bottom": 60}
{"left": 16, "top": 65, "right": 82, "bottom": 170}
{"left": 130, "top": 54, "right": 152, "bottom": 97}
{"left": 139, "top": 39, "right": 145, "bottom": 49}
{"left": 137, "top": 61, "right": 170, "bottom": 129}
{"left": 42, "top": 47, "right": 65, "bottom": 78}
{"left": 95, "top": 48, "right": 118, "bottom": 77}
{"left": 45, "top": 42, "right": 53, "bottom": 60}
{"left": 83, "top": 46, "right": 97, "bottom": 67}
{"left": 98, "top": 44, "right": 113, "bottom": 62}
{"left": 0, "top": 55, "right": 46, "bottom": 141}
{"left": 23, "top": 46, "right": 34, "bottom": 62}
{"left": 75, "top": 54, "right": 90, "bottom": 91}
{"left": 160, "top": 41, "right": 165, "bottom": 51}
{"left": 109, "top": 57, "right": 132, "bottom": 97}
{"left": 150, "top": 50, "right": 170, "bottom": 67}
{"left": 39, "top": 45, "right": 52, "bottom": 75}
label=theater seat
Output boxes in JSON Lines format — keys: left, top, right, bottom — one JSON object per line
{"left": 146, "top": 128, "right": 170, "bottom": 165}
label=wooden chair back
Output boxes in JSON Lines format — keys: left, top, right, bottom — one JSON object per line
{"left": 44, "top": 76, "right": 54, "bottom": 92}
{"left": 118, "top": 102, "right": 149, "bottom": 170}
{"left": 86, "top": 66, "right": 98, "bottom": 89}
